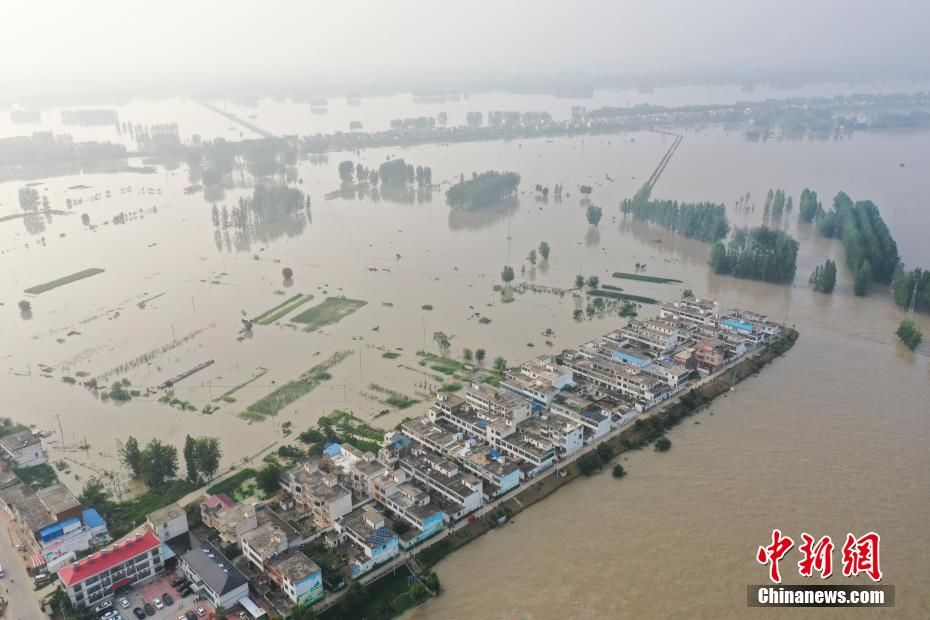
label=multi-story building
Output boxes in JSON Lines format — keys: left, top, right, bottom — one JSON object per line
{"left": 500, "top": 355, "right": 574, "bottom": 406}
{"left": 0, "top": 430, "right": 46, "bottom": 468}
{"left": 659, "top": 297, "right": 720, "bottom": 328}
{"left": 369, "top": 470, "right": 445, "bottom": 549}
{"left": 333, "top": 505, "right": 400, "bottom": 577}
{"left": 58, "top": 531, "right": 163, "bottom": 608}
{"left": 241, "top": 523, "right": 290, "bottom": 570}
{"left": 180, "top": 538, "right": 249, "bottom": 610}
{"left": 560, "top": 350, "right": 667, "bottom": 407}
{"left": 145, "top": 502, "right": 188, "bottom": 542}
{"left": 36, "top": 508, "right": 107, "bottom": 563}
{"left": 518, "top": 413, "right": 584, "bottom": 458}
{"left": 281, "top": 461, "right": 353, "bottom": 528}
{"left": 694, "top": 338, "right": 727, "bottom": 372}
{"left": 612, "top": 319, "right": 681, "bottom": 353}
{"left": 397, "top": 450, "right": 482, "bottom": 519}
{"left": 200, "top": 495, "right": 258, "bottom": 545}
{"left": 265, "top": 552, "right": 324, "bottom": 606}
{"left": 549, "top": 393, "right": 612, "bottom": 443}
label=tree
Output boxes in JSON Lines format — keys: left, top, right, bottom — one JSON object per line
{"left": 809, "top": 259, "right": 837, "bottom": 294}
{"left": 183, "top": 435, "right": 198, "bottom": 483}
{"left": 612, "top": 464, "right": 627, "bottom": 478}
{"left": 342, "top": 582, "right": 369, "bottom": 615}
{"left": 433, "top": 331, "right": 451, "bottom": 355}
{"left": 79, "top": 477, "right": 112, "bottom": 508}
{"left": 621, "top": 184, "right": 729, "bottom": 242}
{"left": 575, "top": 274, "right": 585, "bottom": 289}
{"left": 462, "top": 348, "right": 473, "bottom": 362}
{"left": 257, "top": 462, "right": 282, "bottom": 495}
{"left": 445, "top": 171, "right": 520, "bottom": 208}
{"left": 139, "top": 439, "right": 178, "bottom": 487}
{"left": 586, "top": 205, "right": 603, "bottom": 227}
{"left": 493, "top": 356, "right": 507, "bottom": 372}
{"left": 854, "top": 260, "right": 872, "bottom": 296}
{"left": 118, "top": 436, "right": 143, "bottom": 478}
{"left": 290, "top": 603, "right": 318, "bottom": 620}
{"left": 475, "top": 348, "right": 486, "bottom": 364}
{"left": 682, "top": 289, "right": 694, "bottom": 298}
{"left": 195, "top": 437, "right": 222, "bottom": 481}
{"left": 18, "top": 299, "right": 31, "bottom": 313}
{"left": 338, "top": 160, "right": 354, "bottom": 182}
{"left": 527, "top": 249, "right": 537, "bottom": 266}
{"left": 587, "top": 275, "right": 599, "bottom": 289}
{"left": 654, "top": 436, "right": 672, "bottom": 452}
{"left": 896, "top": 318, "right": 923, "bottom": 350}
{"left": 538, "top": 241, "right": 550, "bottom": 261}
{"left": 282, "top": 267, "right": 294, "bottom": 280}
{"left": 501, "top": 265, "right": 515, "bottom": 284}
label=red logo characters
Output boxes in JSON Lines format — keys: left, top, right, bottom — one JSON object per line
{"left": 757, "top": 530, "right": 881, "bottom": 583}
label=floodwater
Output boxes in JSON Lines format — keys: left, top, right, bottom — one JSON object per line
{"left": 2, "top": 89, "right": 930, "bottom": 616}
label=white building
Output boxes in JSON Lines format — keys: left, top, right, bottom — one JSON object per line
{"left": 180, "top": 538, "right": 250, "bottom": 610}
{"left": 281, "top": 461, "right": 353, "bottom": 528}
{"left": 145, "top": 502, "right": 188, "bottom": 542}
{"left": 0, "top": 430, "right": 46, "bottom": 468}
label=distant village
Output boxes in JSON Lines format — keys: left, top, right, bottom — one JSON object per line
{"left": 1, "top": 295, "right": 784, "bottom": 619}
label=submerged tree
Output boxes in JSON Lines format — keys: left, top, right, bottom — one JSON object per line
{"left": 282, "top": 266, "right": 294, "bottom": 280}
{"left": 501, "top": 265, "right": 515, "bottom": 284}
{"left": 586, "top": 205, "right": 603, "bottom": 227}
{"left": 539, "top": 241, "right": 550, "bottom": 261}
{"left": 896, "top": 318, "right": 923, "bottom": 350}
{"left": 809, "top": 259, "right": 837, "bottom": 294}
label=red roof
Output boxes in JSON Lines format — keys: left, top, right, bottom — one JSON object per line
{"left": 58, "top": 530, "right": 161, "bottom": 587}
{"left": 203, "top": 493, "right": 235, "bottom": 510}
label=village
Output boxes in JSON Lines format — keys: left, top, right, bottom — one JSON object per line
{"left": 0, "top": 295, "right": 785, "bottom": 619}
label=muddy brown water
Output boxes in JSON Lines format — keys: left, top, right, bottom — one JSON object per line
{"left": 2, "top": 102, "right": 929, "bottom": 617}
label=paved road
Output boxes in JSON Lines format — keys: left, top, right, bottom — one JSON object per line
{"left": 0, "top": 511, "right": 46, "bottom": 619}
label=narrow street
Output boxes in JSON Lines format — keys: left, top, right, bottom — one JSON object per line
{"left": 0, "top": 511, "right": 46, "bottom": 619}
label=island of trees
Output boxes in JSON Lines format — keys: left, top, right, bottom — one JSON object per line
{"left": 709, "top": 226, "right": 799, "bottom": 283}
{"left": 446, "top": 171, "right": 520, "bottom": 209}
{"left": 896, "top": 318, "right": 923, "bottom": 350}
{"left": 814, "top": 192, "right": 899, "bottom": 296}
{"left": 809, "top": 259, "right": 837, "bottom": 293}
{"left": 799, "top": 188, "right": 824, "bottom": 223}
{"left": 621, "top": 184, "right": 729, "bottom": 243}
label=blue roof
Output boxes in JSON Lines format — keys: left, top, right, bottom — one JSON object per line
{"left": 723, "top": 319, "right": 754, "bottom": 333}
{"left": 322, "top": 443, "right": 342, "bottom": 457}
{"left": 489, "top": 450, "right": 500, "bottom": 459}
{"left": 531, "top": 402, "right": 544, "bottom": 411}
{"left": 82, "top": 508, "right": 106, "bottom": 528}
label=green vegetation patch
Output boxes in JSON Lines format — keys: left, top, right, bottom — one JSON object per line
{"left": 24, "top": 268, "right": 105, "bottom": 295}
{"left": 611, "top": 271, "right": 682, "bottom": 284}
{"left": 381, "top": 351, "right": 401, "bottom": 360}
{"left": 291, "top": 296, "right": 368, "bottom": 331}
{"left": 14, "top": 464, "right": 59, "bottom": 488}
{"left": 241, "top": 351, "right": 351, "bottom": 420}
{"left": 589, "top": 290, "right": 658, "bottom": 304}
{"left": 257, "top": 293, "right": 314, "bottom": 325}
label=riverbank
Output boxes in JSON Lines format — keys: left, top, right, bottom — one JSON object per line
{"left": 317, "top": 329, "right": 798, "bottom": 619}
{"left": 414, "top": 329, "right": 798, "bottom": 571}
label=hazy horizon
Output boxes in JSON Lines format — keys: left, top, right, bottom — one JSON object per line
{"left": 3, "top": 0, "right": 930, "bottom": 105}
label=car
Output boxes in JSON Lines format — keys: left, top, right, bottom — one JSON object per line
{"left": 185, "top": 613, "right": 197, "bottom": 620}
{"left": 239, "top": 612, "right": 250, "bottom": 619}
{"left": 163, "top": 592, "right": 174, "bottom": 605}
{"left": 102, "top": 612, "right": 122, "bottom": 620}
{"left": 94, "top": 601, "right": 114, "bottom": 613}
{"left": 119, "top": 598, "right": 130, "bottom": 609}
{"left": 179, "top": 587, "right": 192, "bottom": 597}
{"left": 171, "top": 577, "right": 187, "bottom": 588}
{"left": 133, "top": 608, "right": 145, "bottom": 620}
{"left": 144, "top": 603, "right": 155, "bottom": 616}
{"left": 195, "top": 607, "right": 206, "bottom": 617}
{"left": 153, "top": 598, "right": 164, "bottom": 610}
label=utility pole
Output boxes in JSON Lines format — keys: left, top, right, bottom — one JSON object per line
{"left": 55, "top": 414, "right": 65, "bottom": 445}
{"left": 908, "top": 268, "right": 921, "bottom": 314}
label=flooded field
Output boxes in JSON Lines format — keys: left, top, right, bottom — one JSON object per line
{"left": 3, "top": 101, "right": 930, "bottom": 616}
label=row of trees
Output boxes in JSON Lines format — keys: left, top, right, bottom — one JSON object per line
{"left": 709, "top": 226, "right": 799, "bottom": 283}
{"left": 119, "top": 435, "right": 221, "bottom": 487}
{"left": 892, "top": 266, "right": 930, "bottom": 312}
{"left": 446, "top": 171, "right": 520, "bottom": 208}
{"left": 799, "top": 188, "right": 824, "bottom": 222}
{"left": 814, "top": 192, "right": 899, "bottom": 295}
{"left": 763, "top": 188, "right": 790, "bottom": 219}
{"left": 809, "top": 259, "right": 837, "bottom": 293}
{"left": 183, "top": 435, "right": 222, "bottom": 484}
{"left": 338, "top": 158, "right": 433, "bottom": 187}
{"left": 620, "top": 184, "right": 729, "bottom": 242}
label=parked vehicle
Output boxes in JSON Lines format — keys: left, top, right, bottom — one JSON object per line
{"left": 163, "top": 593, "right": 174, "bottom": 605}
{"left": 171, "top": 578, "right": 187, "bottom": 588}
{"left": 132, "top": 607, "right": 145, "bottom": 620}
{"left": 143, "top": 602, "right": 155, "bottom": 616}
{"left": 119, "top": 597, "right": 130, "bottom": 609}
{"left": 153, "top": 598, "right": 164, "bottom": 610}
{"left": 195, "top": 607, "right": 206, "bottom": 617}
{"left": 185, "top": 612, "right": 197, "bottom": 620}
{"left": 94, "top": 600, "right": 113, "bottom": 614}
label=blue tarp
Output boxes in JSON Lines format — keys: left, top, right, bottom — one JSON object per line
{"left": 82, "top": 508, "right": 106, "bottom": 529}
{"left": 322, "top": 443, "right": 342, "bottom": 457}
{"left": 723, "top": 319, "right": 753, "bottom": 333}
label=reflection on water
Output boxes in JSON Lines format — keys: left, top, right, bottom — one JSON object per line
{"left": 447, "top": 197, "right": 519, "bottom": 231}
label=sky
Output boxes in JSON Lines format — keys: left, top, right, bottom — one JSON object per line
{"left": 2, "top": 0, "right": 928, "bottom": 103}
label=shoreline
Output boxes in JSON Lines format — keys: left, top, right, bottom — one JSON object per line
{"left": 316, "top": 328, "right": 800, "bottom": 617}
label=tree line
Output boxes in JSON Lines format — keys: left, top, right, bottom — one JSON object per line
{"left": 809, "top": 259, "right": 837, "bottom": 293}
{"left": 445, "top": 171, "right": 520, "bottom": 209}
{"left": 621, "top": 184, "right": 729, "bottom": 242}
{"left": 338, "top": 158, "right": 432, "bottom": 187}
{"left": 119, "top": 435, "right": 221, "bottom": 487}
{"left": 814, "top": 192, "right": 899, "bottom": 296}
{"left": 709, "top": 226, "right": 799, "bottom": 283}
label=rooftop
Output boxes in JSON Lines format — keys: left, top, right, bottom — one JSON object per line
{"left": 147, "top": 502, "right": 185, "bottom": 525}
{"left": 269, "top": 552, "right": 320, "bottom": 583}
{"left": 58, "top": 530, "right": 161, "bottom": 587}
{"left": 181, "top": 537, "right": 248, "bottom": 595}
{"left": 37, "top": 484, "right": 81, "bottom": 516}
{"left": 242, "top": 523, "right": 288, "bottom": 556}
{"left": 0, "top": 430, "right": 41, "bottom": 452}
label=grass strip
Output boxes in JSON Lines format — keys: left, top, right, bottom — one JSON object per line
{"left": 25, "top": 268, "right": 105, "bottom": 294}
{"left": 611, "top": 271, "right": 682, "bottom": 284}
